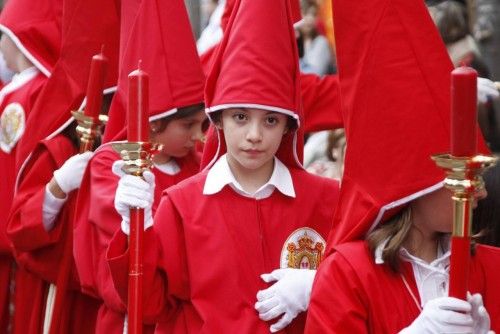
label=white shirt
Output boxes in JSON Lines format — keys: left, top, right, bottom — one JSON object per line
{"left": 375, "top": 236, "right": 450, "bottom": 308}
{"left": 203, "top": 154, "right": 295, "bottom": 199}
{"left": 154, "top": 159, "right": 180, "bottom": 175}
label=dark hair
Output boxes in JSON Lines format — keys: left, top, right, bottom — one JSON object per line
{"left": 430, "top": 0, "right": 469, "bottom": 44}
{"left": 151, "top": 102, "right": 206, "bottom": 134}
{"left": 473, "top": 164, "right": 500, "bottom": 246}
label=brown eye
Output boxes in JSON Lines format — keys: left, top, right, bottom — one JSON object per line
{"left": 265, "top": 116, "right": 278, "bottom": 125}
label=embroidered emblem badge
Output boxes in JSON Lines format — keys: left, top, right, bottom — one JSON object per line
{"left": 0, "top": 102, "right": 25, "bottom": 153}
{"left": 280, "top": 228, "right": 326, "bottom": 269}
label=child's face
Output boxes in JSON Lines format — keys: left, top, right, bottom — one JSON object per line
{"left": 411, "top": 187, "right": 487, "bottom": 234}
{"left": 219, "top": 108, "right": 288, "bottom": 172}
{"left": 151, "top": 110, "right": 207, "bottom": 158}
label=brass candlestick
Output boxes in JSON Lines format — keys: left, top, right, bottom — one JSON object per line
{"left": 71, "top": 110, "right": 108, "bottom": 152}
{"left": 111, "top": 142, "right": 161, "bottom": 176}
{"left": 432, "top": 153, "right": 497, "bottom": 298}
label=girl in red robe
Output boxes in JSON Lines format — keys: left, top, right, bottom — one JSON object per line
{"left": 71, "top": 0, "right": 207, "bottom": 332}
{"left": 107, "top": 0, "right": 340, "bottom": 332}
{"left": 305, "top": 0, "right": 500, "bottom": 332}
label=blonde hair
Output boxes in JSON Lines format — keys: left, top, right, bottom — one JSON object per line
{"left": 368, "top": 204, "right": 480, "bottom": 273}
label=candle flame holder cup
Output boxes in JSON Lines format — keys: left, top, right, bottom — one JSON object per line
{"left": 72, "top": 110, "right": 107, "bottom": 152}
{"left": 431, "top": 153, "right": 497, "bottom": 298}
{"left": 111, "top": 142, "right": 162, "bottom": 177}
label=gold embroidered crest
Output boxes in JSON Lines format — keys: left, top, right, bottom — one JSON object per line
{"left": 280, "top": 228, "right": 326, "bottom": 270}
{"left": 0, "top": 102, "right": 25, "bottom": 153}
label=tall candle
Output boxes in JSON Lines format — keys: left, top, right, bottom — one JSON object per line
{"left": 128, "top": 64, "right": 149, "bottom": 142}
{"left": 84, "top": 50, "right": 108, "bottom": 119}
{"left": 451, "top": 66, "right": 477, "bottom": 157}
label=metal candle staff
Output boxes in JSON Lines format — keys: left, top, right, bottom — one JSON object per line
{"left": 112, "top": 64, "right": 160, "bottom": 334}
{"left": 432, "top": 66, "right": 498, "bottom": 300}
{"left": 46, "top": 51, "right": 108, "bottom": 334}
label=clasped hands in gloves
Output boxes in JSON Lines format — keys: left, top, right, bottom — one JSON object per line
{"left": 255, "top": 268, "right": 316, "bottom": 333}
{"left": 112, "top": 160, "right": 155, "bottom": 235}
{"left": 400, "top": 293, "right": 494, "bottom": 334}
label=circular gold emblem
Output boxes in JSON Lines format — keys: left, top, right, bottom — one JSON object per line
{"left": 0, "top": 102, "right": 25, "bottom": 153}
{"left": 280, "top": 227, "right": 326, "bottom": 269}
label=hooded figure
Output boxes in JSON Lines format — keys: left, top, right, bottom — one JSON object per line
{"left": 72, "top": 0, "right": 206, "bottom": 332}
{"left": 5, "top": 0, "right": 120, "bottom": 332}
{"left": 0, "top": 0, "right": 62, "bottom": 332}
{"left": 306, "top": 0, "right": 500, "bottom": 332}
{"left": 106, "top": 0, "right": 339, "bottom": 332}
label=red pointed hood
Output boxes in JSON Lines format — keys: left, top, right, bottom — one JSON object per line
{"left": 103, "top": 0, "right": 205, "bottom": 143}
{"left": 202, "top": 0, "right": 303, "bottom": 170}
{"left": 0, "top": 0, "right": 62, "bottom": 76}
{"left": 16, "top": 0, "right": 120, "bottom": 170}
{"left": 329, "top": 0, "right": 489, "bottom": 246}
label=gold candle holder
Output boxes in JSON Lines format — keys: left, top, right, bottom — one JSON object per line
{"left": 71, "top": 110, "right": 108, "bottom": 152}
{"left": 432, "top": 153, "right": 497, "bottom": 298}
{"left": 111, "top": 142, "right": 162, "bottom": 176}
{"left": 432, "top": 153, "right": 497, "bottom": 235}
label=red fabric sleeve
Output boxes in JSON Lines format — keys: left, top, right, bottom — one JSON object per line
{"left": 301, "top": 73, "right": 343, "bottom": 133}
{"left": 305, "top": 251, "right": 368, "bottom": 333}
{"left": 107, "top": 194, "right": 187, "bottom": 324}
{"left": 7, "top": 151, "right": 63, "bottom": 252}
{"left": 73, "top": 147, "right": 126, "bottom": 310}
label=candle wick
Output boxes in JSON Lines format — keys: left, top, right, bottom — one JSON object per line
{"left": 138, "top": 59, "right": 143, "bottom": 71}
{"left": 100, "top": 44, "right": 105, "bottom": 55}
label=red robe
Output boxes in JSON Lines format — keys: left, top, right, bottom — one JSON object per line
{"left": 7, "top": 134, "right": 100, "bottom": 333}
{"left": 305, "top": 241, "right": 500, "bottom": 333}
{"left": 0, "top": 70, "right": 46, "bottom": 333}
{"left": 107, "top": 169, "right": 340, "bottom": 333}
{"left": 73, "top": 144, "right": 200, "bottom": 333}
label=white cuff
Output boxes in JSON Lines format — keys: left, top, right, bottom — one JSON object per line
{"left": 42, "top": 184, "right": 67, "bottom": 231}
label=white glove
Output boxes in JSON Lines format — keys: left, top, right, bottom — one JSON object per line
{"left": 399, "top": 297, "right": 474, "bottom": 334}
{"left": 468, "top": 293, "right": 494, "bottom": 334}
{"left": 53, "top": 151, "right": 93, "bottom": 194}
{"left": 113, "top": 160, "right": 155, "bottom": 235}
{"left": 255, "top": 268, "right": 316, "bottom": 333}
{"left": 478, "top": 77, "right": 499, "bottom": 104}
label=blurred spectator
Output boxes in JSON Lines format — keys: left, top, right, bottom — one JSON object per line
{"left": 297, "top": 1, "right": 334, "bottom": 75}
{"left": 305, "top": 129, "right": 346, "bottom": 180}
{"left": 197, "top": 0, "right": 224, "bottom": 54}
{"left": 429, "top": 0, "right": 500, "bottom": 152}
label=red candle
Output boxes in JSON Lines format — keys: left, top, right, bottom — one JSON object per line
{"left": 128, "top": 65, "right": 149, "bottom": 142}
{"left": 84, "top": 51, "right": 108, "bottom": 119}
{"left": 451, "top": 66, "right": 478, "bottom": 157}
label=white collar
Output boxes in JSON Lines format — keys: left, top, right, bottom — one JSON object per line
{"left": 0, "top": 66, "right": 39, "bottom": 106}
{"left": 154, "top": 159, "right": 180, "bottom": 175}
{"left": 374, "top": 235, "right": 451, "bottom": 268}
{"left": 203, "top": 154, "right": 295, "bottom": 199}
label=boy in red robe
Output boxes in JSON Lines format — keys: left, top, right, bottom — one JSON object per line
{"left": 72, "top": 0, "right": 207, "bottom": 332}
{"left": 305, "top": 0, "right": 500, "bottom": 332}
{"left": 107, "top": 0, "right": 340, "bottom": 332}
